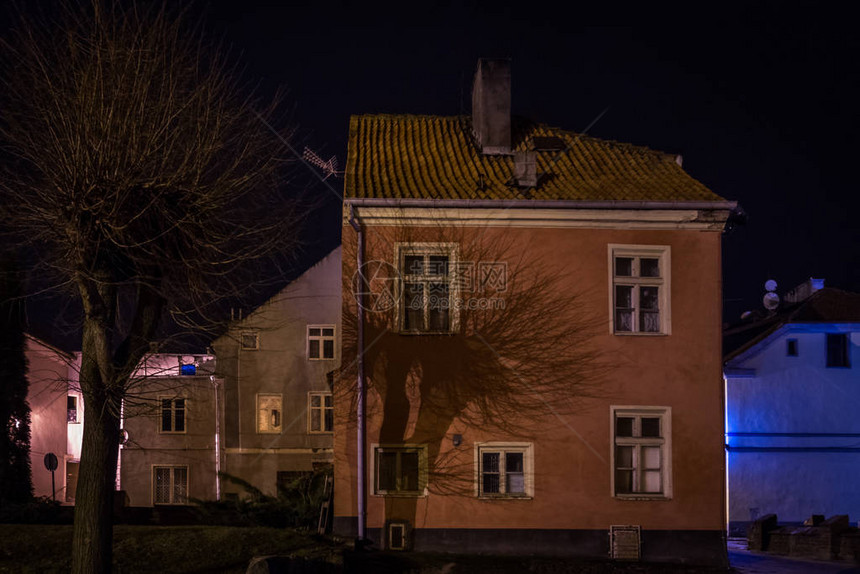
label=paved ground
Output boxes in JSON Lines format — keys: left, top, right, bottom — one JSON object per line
{"left": 729, "top": 538, "right": 860, "bottom": 574}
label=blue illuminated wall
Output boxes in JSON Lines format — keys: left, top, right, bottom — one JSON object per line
{"left": 725, "top": 323, "right": 860, "bottom": 525}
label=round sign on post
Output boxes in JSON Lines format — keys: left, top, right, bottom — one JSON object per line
{"left": 44, "top": 452, "right": 59, "bottom": 502}
{"left": 44, "top": 452, "right": 58, "bottom": 471}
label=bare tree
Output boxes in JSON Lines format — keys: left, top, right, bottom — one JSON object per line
{"left": 0, "top": 2, "right": 301, "bottom": 572}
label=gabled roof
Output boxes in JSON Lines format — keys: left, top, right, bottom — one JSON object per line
{"left": 345, "top": 114, "right": 726, "bottom": 202}
{"left": 724, "top": 288, "right": 860, "bottom": 361}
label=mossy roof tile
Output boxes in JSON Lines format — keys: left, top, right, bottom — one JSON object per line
{"left": 345, "top": 114, "right": 725, "bottom": 202}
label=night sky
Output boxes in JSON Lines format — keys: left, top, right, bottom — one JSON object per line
{"left": 10, "top": 1, "right": 860, "bottom": 342}
{"left": 200, "top": 1, "right": 859, "bottom": 322}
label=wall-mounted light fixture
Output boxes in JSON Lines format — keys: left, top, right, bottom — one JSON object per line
{"left": 452, "top": 434, "right": 462, "bottom": 447}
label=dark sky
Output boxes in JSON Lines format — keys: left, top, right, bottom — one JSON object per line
{"left": 8, "top": 1, "right": 859, "bottom": 345}
{"left": 200, "top": 1, "right": 860, "bottom": 322}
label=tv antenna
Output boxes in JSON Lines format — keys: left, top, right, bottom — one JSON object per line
{"left": 301, "top": 147, "right": 340, "bottom": 180}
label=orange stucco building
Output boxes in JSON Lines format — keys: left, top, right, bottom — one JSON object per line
{"left": 333, "top": 59, "right": 735, "bottom": 565}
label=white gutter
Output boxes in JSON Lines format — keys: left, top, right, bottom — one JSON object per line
{"left": 347, "top": 205, "right": 367, "bottom": 543}
{"left": 344, "top": 198, "right": 738, "bottom": 210}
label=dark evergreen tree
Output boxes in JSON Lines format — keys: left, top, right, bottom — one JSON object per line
{"left": 0, "top": 255, "right": 32, "bottom": 507}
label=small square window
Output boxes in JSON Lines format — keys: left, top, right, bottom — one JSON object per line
{"left": 786, "top": 338, "right": 798, "bottom": 357}
{"left": 476, "top": 443, "right": 533, "bottom": 498}
{"left": 308, "top": 325, "right": 336, "bottom": 360}
{"left": 241, "top": 332, "right": 259, "bottom": 350}
{"left": 826, "top": 333, "right": 850, "bottom": 368}
{"left": 374, "top": 446, "right": 427, "bottom": 496}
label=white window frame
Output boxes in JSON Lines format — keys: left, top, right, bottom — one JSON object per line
{"left": 608, "top": 244, "right": 671, "bottom": 335}
{"left": 240, "top": 331, "right": 259, "bottom": 350}
{"left": 67, "top": 395, "right": 80, "bottom": 424}
{"left": 152, "top": 465, "right": 188, "bottom": 505}
{"left": 371, "top": 444, "right": 428, "bottom": 497}
{"left": 395, "top": 242, "right": 460, "bottom": 334}
{"left": 158, "top": 396, "right": 186, "bottom": 434}
{"left": 610, "top": 406, "right": 672, "bottom": 500}
{"left": 474, "top": 442, "right": 534, "bottom": 499}
{"left": 307, "top": 325, "right": 336, "bottom": 360}
{"left": 257, "top": 393, "right": 283, "bottom": 434}
{"left": 307, "top": 391, "right": 333, "bottom": 434}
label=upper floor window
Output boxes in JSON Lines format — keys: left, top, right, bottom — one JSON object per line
{"left": 67, "top": 395, "right": 79, "bottom": 423}
{"left": 476, "top": 442, "right": 533, "bottom": 498}
{"left": 308, "top": 325, "right": 336, "bottom": 360}
{"left": 611, "top": 406, "right": 672, "bottom": 499}
{"left": 241, "top": 331, "right": 259, "bottom": 350}
{"left": 308, "top": 392, "right": 333, "bottom": 433}
{"left": 396, "top": 243, "right": 458, "bottom": 334}
{"left": 609, "top": 245, "right": 670, "bottom": 335}
{"left": 826, "top": 333, "right": 851, "bottom": 368}
{"left": 257, "top": 393, "right": 282, "bottom": 433}
{"left": 160, "top": 397, "right": 185, "bottom": 433}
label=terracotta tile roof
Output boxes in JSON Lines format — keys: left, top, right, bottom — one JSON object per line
{"left": 345, "top": 114, "right": 726, "bottom": 202}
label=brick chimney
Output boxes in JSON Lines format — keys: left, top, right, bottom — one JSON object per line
{"left": 472, "top": 58, "right": 511, "bottom": 155}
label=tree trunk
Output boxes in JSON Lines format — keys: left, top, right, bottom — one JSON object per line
{"left": 72, "top": 323, "right": 121, "bottom": 574}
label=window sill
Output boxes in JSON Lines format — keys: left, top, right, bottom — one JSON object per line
{"left": 398, "top": 330, "right": 456, "bottom": 336}
{"left": 613, "top": 331, "right": 669, "bottom": 337}
{"left": 308, "top": 357, "right": 336, "bottom": 361}
{"left": 477, "top": 495, "right": 533, "bottom": 501}
{"left": 372, "top": 491, "right": 427, "bottom": 498}
{"left": 308, "top": 431, "right": 333, "bottom": 435}
{"left": 158, "top": 431, "right": 187, "bottom": 435}
{"left": 614, "top": 494, "right": 671, "bottom": 501}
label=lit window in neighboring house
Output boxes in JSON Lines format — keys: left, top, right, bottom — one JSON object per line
{"left": 153, "top": 466, "right": 188, "bottom": 505}
{"left": 308, "top": 325, "right": 336, "bottom": 360}
{"left": 477, "top": 443, "right": 533, "bottom": 498}
{"left": 826, "top": 333, "right": 850, "bottom": 368}
{"left": 308, "top": 392, "right": 333, "bottom": 433}
{"left": 257, "top": 394, "right": 282, "bottom": 433}
{"left": 612, "top": 406, "right": 672, "bottom": 498}
{"left": 787, "top": 338, "right": 799, "bottom": 357}
{"left": 374, "top": 446, "right": 426, "bottom": 495}
{"left": 610, "top": 245, "right": 670, "bottom": 334}
{"left": 160, "top": 398, "right": 185, "bottom": 433}
{"left": 241, "top": 331, "right": 259, "bottom": 350}
{"left": 67, "top": 395, "right": 79, "bottom": 423}
{"left": 396, "top": 243, "right": 458, "bottom": 333}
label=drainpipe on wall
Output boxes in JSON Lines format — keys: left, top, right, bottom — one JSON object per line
{"left": 211, "top": 375, "right": 222, "bottom": 501}
{"left": 348, "top": 204, "right": 367, "bottom": 544}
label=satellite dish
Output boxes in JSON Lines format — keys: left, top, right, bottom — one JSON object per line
{"left": 763, "top": 292, "right": 780, "bottom": 310}
{"left": 765, "top": 279, "right": 778, "bottom": 292}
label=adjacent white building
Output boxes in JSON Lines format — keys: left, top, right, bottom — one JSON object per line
{"left": 724, "top": 282, "right": 860, "bottom": 528}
